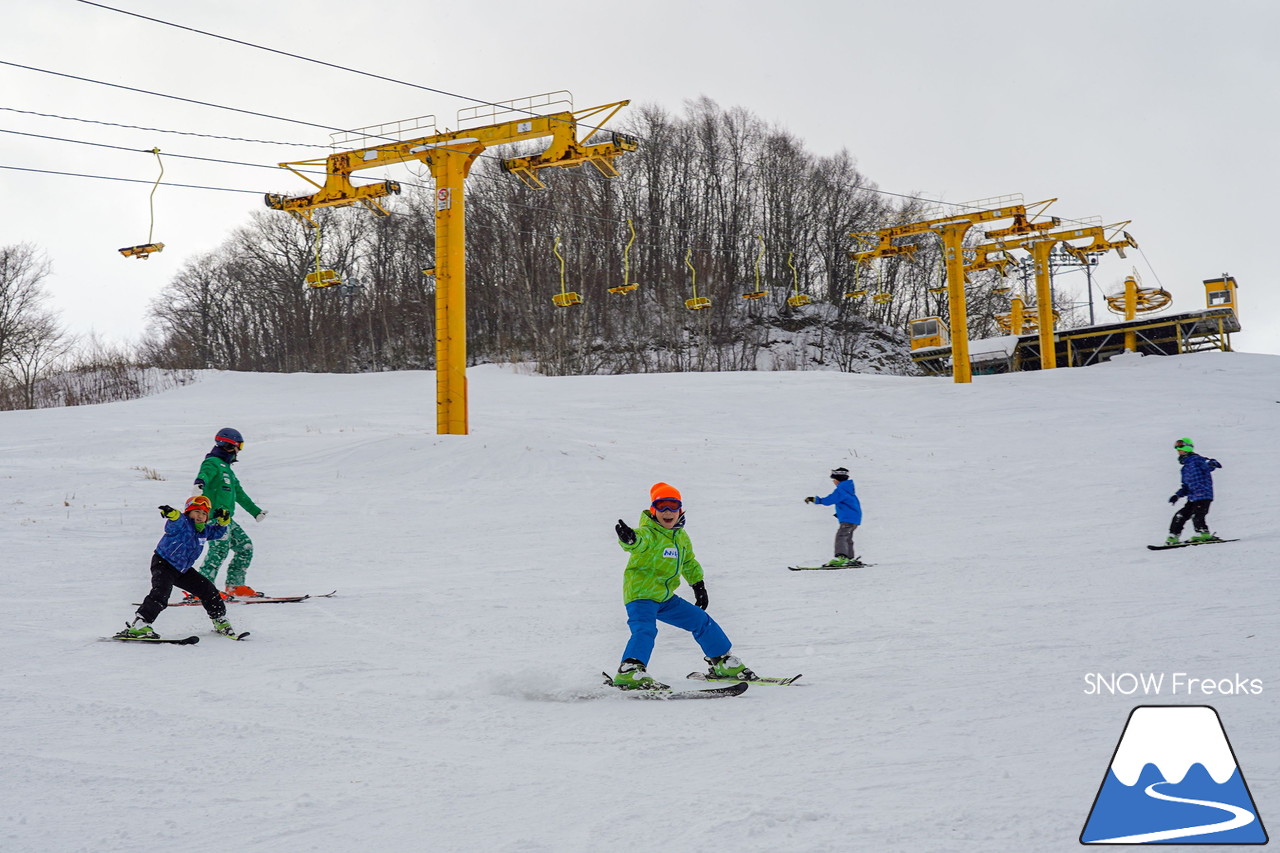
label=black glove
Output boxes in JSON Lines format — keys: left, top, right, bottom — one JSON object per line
{"left": 615, "top": 519, "right": 636, "bottom": 545}
{"left": 691, "top": 580, "right": 708, "bottom": 610}
{"left": 1168, "top": 495, "right": 1180, "bottom": 505}
{"left": 158, "top": 504, "right": 179, "bottom": 520}
{"left": 804, "top": 496, "right": 815, "bottom": 504}
{"left": 214, "top": 508, "right": 230, "bottom": 525}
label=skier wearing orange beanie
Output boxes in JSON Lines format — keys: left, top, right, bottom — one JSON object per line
{"left": 609, "top": 482, "right": 755, "bottom": 690}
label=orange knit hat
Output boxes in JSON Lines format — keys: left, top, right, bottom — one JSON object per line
{"left": 649, "top": 482, "right": 682, "bottom": 504}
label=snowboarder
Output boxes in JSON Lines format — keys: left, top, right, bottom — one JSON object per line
{"left": 804, "top": 466, "right": 863, "bottom": 567}
{"left": 609, "top": 482, "right": 755, "bottom": 690}
{"left": 1166, "top": 437, "right": 1223, "bottom": 545}
{"left": 115, "top": 495, "right": 241, "bottom": 639}
{"left": 191, "top": 427, "right": 268, "bottom": 598}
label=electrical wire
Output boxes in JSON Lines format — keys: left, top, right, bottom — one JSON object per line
{"left": 65, "top": 1, "right": 994, "bottom": 217}
{"left": 0, "top": 105, "right": 326, "bottom": 147}
{"left": 74, "top": 0, "right": 581, "bottom": 128}
{"left": 0, "top": 59, "right": 355, "bottom": 136}
{"left": 0, "top": 163, "right": 259, "bottom": 193}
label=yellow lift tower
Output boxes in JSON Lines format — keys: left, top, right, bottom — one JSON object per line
{"left": 265, "top": 94, "right": 637, "bottom": 434}
{"left": 850, "top": 197, "right": 1056, "bottom": 383}
{"left": 1105, "top": 273, "right": 1171, "bottom": 352}
{"left": 971, "top": 221, "right": 1136, "bottom": 370}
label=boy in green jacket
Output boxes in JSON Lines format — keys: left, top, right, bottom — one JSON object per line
{"left": 191, "top": 427, "right": 268, "bottom": 598}
{"left": 610, "top": 482, "right": 754, "bottom": 690}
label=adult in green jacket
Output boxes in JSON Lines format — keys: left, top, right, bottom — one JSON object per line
{"left": 192, "top": 427, "right": 267, "bottom": 597}
{"left": 609, "top": 482, "right": 755, "bottom": 690}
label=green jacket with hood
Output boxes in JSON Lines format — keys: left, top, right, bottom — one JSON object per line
{"left": 618, "top": 511, "right": 704, "bottom": 604}
{"left": 194, "top": 450, "right": 262, "bottom": 519}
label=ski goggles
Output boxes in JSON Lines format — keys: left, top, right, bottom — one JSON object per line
{"left": 218, "top": 438, "right": 245, "bottom": 451}
{"left": 651, "top": 499, "right": 682, "bottom": 513}
{"left": 1174, "top": 440, "right": 1193, "bottom": 451}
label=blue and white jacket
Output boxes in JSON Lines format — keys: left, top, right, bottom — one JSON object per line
{"left": 1175, "top": 453, "right": 1222, "bottom": 502}
{"left": 815, "top": 479, "right": 863, "bottom": 524}
{"left": 155, "top": 515, "right": 227, "bottom": 571}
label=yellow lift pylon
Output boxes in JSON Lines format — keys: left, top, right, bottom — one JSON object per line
{"left": 851, "top": 197, "right": 1057, "bottom": 383}
{"left": 1105, "top": 271, "right": 1170, "bottom": 352}
{"left": 119, "top": 147, "right": 166, "bottom": 260}
{"left": 607, "top": 219, "right": 640, "bottom": 294}
{"left": 969, "top": 220, "right": 1137, "bottom": 369}
{"left": 265, "top": 94, "right": 637, "bottom": 434}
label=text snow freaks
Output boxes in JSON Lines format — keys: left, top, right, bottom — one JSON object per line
{"left": 1084, "top": 673, "right": 1262, "bottom": 696}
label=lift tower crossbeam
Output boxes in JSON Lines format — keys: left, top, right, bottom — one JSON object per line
{"left": 850, "top": 199, "right": 1055, "bottom": 383}
{"left": 264, "top": 97, "right": 637, "bottom": 434}
{"left": 970, "top": 221, "right": 1136, "bottom": 369}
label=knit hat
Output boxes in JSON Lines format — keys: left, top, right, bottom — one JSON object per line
{"left": 830, "top": 467, "right": 850, "bottom": 481}
{"left": 1174, "top": 437, "right": 1195, "bottom": 452}
{"left": 649, "top": 482, "right": 682, "bottom": 504}
{"left": 185, "top": 495, "right": 212, "bottom": 514}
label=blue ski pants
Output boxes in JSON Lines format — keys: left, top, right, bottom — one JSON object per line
{"left": 621, "top": 595, "right": 731, "bottom": 666}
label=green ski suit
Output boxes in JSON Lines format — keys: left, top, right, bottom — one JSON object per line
{"left": 194, "top": 449, "right": 263, "bottom": 589}
{"left": 619, "top": 511, "right": 705, "bottom": 603}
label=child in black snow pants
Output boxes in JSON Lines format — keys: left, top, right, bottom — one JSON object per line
{"left": 116, "top": 496, "right": 241, "bottom": 639}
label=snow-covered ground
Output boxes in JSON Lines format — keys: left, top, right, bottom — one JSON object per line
{"left": 2, "top": 351, "right": 1276, "bottom": 852}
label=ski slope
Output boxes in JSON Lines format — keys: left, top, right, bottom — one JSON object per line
{"left": 1, "top": 351, "right": 1276, "bottom": 852}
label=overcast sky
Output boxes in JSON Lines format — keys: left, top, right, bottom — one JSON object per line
{"left": 4, "top": 0, "right": 1277, "bottom": 355}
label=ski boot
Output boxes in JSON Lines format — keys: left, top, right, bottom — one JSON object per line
{"left": 115, "top": 620, "right": 160, "bottom": 639}
{"left": 1165, "top": 535, "right": 1181, "bottom": 546}
{"left": 704, "top": 653, "right": 755, "bottom": 681}
{"left": 822, "top": 555, "right": 851, "bottom": 568}
{"left": 211, "top": 618, "right": 239, "bottom": 638}
{"left": 1189, "top": 531, "right": 1217, "bottom": 543}
{"left": 612, "top": 659, "right": 668, "bottom": 690}
{"left": 225, "top": 585, "right": 264, "bottom": 599}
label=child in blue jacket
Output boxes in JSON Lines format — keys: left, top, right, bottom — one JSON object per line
{"left": 115, "top": 496, "right": 241, "bottom": 639}
{"left": 1166, "top": 437, "right": 1223, "bottom": 544}
{"left": 805, "top": 466, "right": 864, "bottom": 567}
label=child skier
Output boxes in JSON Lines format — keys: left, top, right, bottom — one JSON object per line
{"left": 1166, "top": 437, "right": 1223, "bottom": 545}
{"left": 192, "top": 427, "right": 268, "bottom": 598}
{"left": 609, "top": 482, "right": 755, "bottom": 690}
{"left": 116, "top": 495, "right": 241, "bottom": 639}
{"left": 805, "top": 466, "right": 863, "bottom": 567}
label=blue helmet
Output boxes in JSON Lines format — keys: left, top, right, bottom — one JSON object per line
{"left": 214, "top": 427, "right": 244, "bottom": 450}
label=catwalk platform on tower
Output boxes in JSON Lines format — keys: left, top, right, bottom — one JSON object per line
{"left": 909, "top": 275, "right": 1242, "bottom": 376}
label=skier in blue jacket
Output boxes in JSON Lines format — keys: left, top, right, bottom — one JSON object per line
{"left": 115, "top": 496, "right": 241, "bottom": 640}
{"left": 1166, "top": 437, "right": 1223, "bottom": 545}
{"left": 805, "top": 466, "right": 864, "bottom": 567}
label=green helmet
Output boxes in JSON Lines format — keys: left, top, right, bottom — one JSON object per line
{"left": 1174, "top": 437, "right": 1195, "bottom": 452}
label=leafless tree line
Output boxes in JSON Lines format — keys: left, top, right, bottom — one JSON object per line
{"left": 143, "top": 98, "right": 1009, "bottom": 377}
{"left": 4, "top": 99, "right": 1075, "bottom": 411}
{"left": 0, "top": 244, "right": 195, "bottom": 411}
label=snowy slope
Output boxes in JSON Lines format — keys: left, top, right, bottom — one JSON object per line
{"left": 1, "top": 352, "right": 1276, "bottom": 853}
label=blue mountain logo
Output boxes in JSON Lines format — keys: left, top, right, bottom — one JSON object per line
{"left": 1081, "top": 705, "right": 1267, "bottom": 844}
